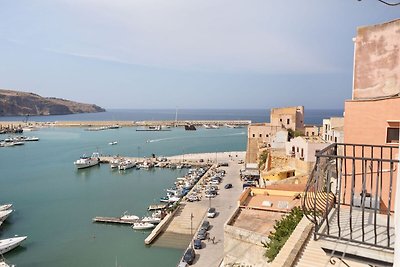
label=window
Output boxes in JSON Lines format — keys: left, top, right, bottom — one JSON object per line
{"left": 259, "top": 134, "right": 262, "bottom": 138}
{"left": 266, "top": 134, "right": 269, "bottom": 137}
{"left": 252, "top": 134, "right": 255, "bottom": 138}
{"left": 312, "top": 131, "right": 315, "bottom": 136}
{"left": 386, "top": 128, "right": 399, "bottom": 143}
{"left": 335, "top": 137, "right": 338, "bottom": 143}
{"left": 280, "top": 118, "right": 282, "bottom": 122}
{"left": 296, "top": 147, "right": 299, "bottom": 152}
{"left": 306, "top": 132, "right": 309, "bottom": 136}
{"left": 287, "top": 119, "right": 290, "bottom": 125}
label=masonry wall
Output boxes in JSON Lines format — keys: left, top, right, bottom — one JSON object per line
{"left": 353, "top": 19, "right": 400, "bottom": 100}
{"left": 224, "top": 218, "right": 270, "bottom": 267}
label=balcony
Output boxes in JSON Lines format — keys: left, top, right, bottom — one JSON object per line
{"left": 301, "top": 143, "right": 398, "bottom": 264}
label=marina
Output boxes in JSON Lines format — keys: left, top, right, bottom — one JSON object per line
{"left": 0, "top": 124, "right": 247, "bottom": 266}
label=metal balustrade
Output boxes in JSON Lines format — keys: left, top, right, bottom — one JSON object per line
{"left": 302, "top": 143, "right": 398, "bottom": 250}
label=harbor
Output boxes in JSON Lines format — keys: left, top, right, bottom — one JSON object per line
{"left": 0, "top": 125, "right": 247, "bottom": 266}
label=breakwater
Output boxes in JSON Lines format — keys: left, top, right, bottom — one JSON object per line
{"left": 0, "top": 120, "right": 251, "bottom": 129}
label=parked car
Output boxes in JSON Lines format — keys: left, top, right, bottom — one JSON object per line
{"left": 207, "top": 207, "right": 216, "bottom": 218}
{"left": 224, "top": 183, "right": 232, "bottom": 189}
{"left": 183, "top": 248, "right": 195, "bottom": 265}
{"left": 193, "top": 239, "right": 202, "bottom": 249}
{"left": 200, "top": 220, "right": 210, "bottom": 231}
{"left": 197, "top": 228, "right": 208, "bottom": 240}
{"left": 205, "top": 192, "right": 217, "bottom": 198}
{"left": 178, "top": 261, "right": 189, "bottom": 267}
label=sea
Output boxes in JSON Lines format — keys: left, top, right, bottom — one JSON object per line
{"left": 0, "top": 109, "right": 342, "bottom": 267}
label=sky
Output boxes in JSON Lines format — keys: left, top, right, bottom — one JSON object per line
{"left": 0, "top": 1, "right": 399, "bottom": 110}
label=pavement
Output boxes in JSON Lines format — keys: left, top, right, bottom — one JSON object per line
{"left": 189, "top": 156, "right": 245, "bottom": 267}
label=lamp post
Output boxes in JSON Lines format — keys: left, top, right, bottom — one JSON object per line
{"left": 190, "top": 213, "right": 194, "bottom": 248}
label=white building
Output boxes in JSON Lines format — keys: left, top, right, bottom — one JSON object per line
{"left": 322, "top": 117, "right": 344, "bottom": 143}
{"left": 285, "top": 136, "right": 328, "bottom": 163}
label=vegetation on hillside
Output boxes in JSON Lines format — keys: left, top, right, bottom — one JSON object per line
{"left": 258, "top": 150, "right": 269, "bottom": 169}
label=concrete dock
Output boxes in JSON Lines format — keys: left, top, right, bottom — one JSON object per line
{"left": 92, "top": 216, "right": 138, "bottom": 224}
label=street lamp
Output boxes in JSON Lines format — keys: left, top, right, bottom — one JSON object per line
{"left": 190, "top": 213, "right": 194, "bottom": 248}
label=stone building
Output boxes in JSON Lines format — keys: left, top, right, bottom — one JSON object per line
{"left": 246, "top": 106, "right": 304, "bottom": 164}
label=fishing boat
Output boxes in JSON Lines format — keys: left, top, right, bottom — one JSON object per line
{"left": 0, "top": 204, "right": 12, "bottom": 211}
{"left": 0, "top": 210, "right": 12, "bottom": 222}
{"left": 74, "top": 152, "right": 100, "bottom": 169}
{"left": 118, "top": 159, "right": 136, "bottom": 170}
{"left": 110, "top": 157, "right": 123, "bottom": 169}
{"left": 0, "top": 236, "right": 27, "bottom": 255}
{"left": 132, "top": 222, "right": 154, "bottom": 230}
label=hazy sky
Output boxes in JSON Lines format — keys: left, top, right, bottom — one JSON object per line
{"left": 0, "top": 1, "right": 398, "bottom": 109}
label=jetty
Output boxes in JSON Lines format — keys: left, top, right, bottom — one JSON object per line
{"left": 92, "top": 216, "right": 138, "bottom": 225}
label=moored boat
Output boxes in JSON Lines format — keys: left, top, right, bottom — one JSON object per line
{"left": 0, "top": 210, "right": 13, "bottom": 222}
{"left": 132, "top": 222, "right": 154, "bottom": 230}
{"left": 74, "top": 152, "right": 100, "bottom": 169}
{"left": 110, "top": 157, "right": 123, "bottom": 169}
{"left": 0, "top": 236, "right": 27, "bottom": 255}
{"left": 120, "top": 212, "right": 140, "bottom": 221}
{"left": 118, "top": 159, "right": 136, "bottom": 170}
{"left": 0, "top": 204, "right": 12, "bottom": 211}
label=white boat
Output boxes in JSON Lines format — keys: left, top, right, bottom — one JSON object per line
{"left": 118, "top": 159, "right": 136, "bottom": 170}
{"left": 120, "top": 212, "right": 139, "bottom": 221}
{"left": 159, "top": 195, "right": 180, "bottom": 203}
{"left": 108, "top": 141, "right": 118, "bottom": 145}
{"left": 141, "top": 216, "right": 161, "bottom": 224}
{"left": 0, "top": 236, "right": 27, "bottom": 255}
{"left": 132, "top": 222, "right": 154, "bottom": 230}
{"left": 0, "top": 204, "right": 12, "bottom": 211}
{"left": 0, "top": 259, "right": 14, "bottom": 267}
{"left": 24, "top": 136, "right": 39, "bottom": 141}
{"left": 74, "top": 152, "right": 100, "bottom": 169}
{"left": 0, "top": 210, "right": 12, "bottom": 222}
{"left": 110, "top": 158, "right": 123, "bottom": 169}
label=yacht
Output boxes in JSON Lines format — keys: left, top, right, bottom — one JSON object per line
{"left": 108, "top": 141, "right": 118, "bottom": 145}
{"left": 0, "top": 210, "right": 12, "bottom": 222}
{"left": 0, "top": 236, "right": 27, "bottom": 255}
{"left": 0, "top": 204, "right": 12, "bottom": 211}
{"left": 74, "top": 152, "right": 100, "bottom": 169}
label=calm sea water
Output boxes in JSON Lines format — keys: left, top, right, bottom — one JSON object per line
{"left": 0, "top": 108, "right": 343, "bottom": 125}
{"left": 0, "top": 127, "right": 246, "bottom": 267}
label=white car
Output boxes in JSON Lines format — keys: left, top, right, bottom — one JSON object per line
{"left": 207, "top": 207, "right": 216, "bottom": 218}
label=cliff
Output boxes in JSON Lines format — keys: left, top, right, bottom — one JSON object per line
{"left": 0, "top": 89, "right": 106, "bottom": 116}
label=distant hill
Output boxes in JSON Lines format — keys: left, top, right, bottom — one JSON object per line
{"left": 0, "top": 89, "right": 106, "bottom": 116}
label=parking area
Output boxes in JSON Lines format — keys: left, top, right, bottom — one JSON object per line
{"left": 189, "top": 158, "right": 244, "bottom": 266}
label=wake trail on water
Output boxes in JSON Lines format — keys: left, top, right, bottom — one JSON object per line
{"left": 146, "top": 132, "right": 245, "bottom": 143}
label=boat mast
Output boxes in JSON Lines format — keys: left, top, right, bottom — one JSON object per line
{"left": 175, "top": 107, "right": 178, "bottom": 127}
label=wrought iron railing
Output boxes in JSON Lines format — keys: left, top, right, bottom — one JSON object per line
{"left": 302, "top": 143, "right": 398, "bottom": 250}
